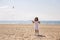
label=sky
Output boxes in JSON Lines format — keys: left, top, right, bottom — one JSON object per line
{"left": 0, "top": 0, "right": 60, "bottom": 21}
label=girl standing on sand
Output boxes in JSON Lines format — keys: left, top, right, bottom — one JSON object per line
{"left": 32, "top": 17, "right": 40, "bottom": 36}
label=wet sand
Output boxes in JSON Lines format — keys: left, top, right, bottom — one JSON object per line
{"left": 0, "top": 24, "right": 60, "bottom": 40}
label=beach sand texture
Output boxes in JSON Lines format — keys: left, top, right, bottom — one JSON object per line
{"left": 0, "top": 24, "right": 60, "bottom": 40}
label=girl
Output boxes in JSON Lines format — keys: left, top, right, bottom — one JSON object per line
{"left": 32, "top": 17, "right": 40, "bottom": 36}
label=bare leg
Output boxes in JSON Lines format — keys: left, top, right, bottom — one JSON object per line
{"left": 35, "top": 30, "right": 39, "bottom": 36}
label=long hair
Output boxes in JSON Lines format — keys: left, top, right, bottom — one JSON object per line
{"left": 34, "top": 17, "right": 39, "bottom": 21}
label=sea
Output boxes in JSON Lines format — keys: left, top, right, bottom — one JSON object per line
{"left": 0, "top": 20, "right": 60, "bottom": 24}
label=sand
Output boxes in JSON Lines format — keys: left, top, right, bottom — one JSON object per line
{"left": 0, "top": 24, "right": 60, "bottom": 40}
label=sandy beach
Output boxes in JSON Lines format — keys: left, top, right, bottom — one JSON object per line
{"left": 0, "top": 24, "right": 60, "bottom": 40}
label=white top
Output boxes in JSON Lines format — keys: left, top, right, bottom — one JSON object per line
{"left": 34, "top": 21, "right": 39, "bottom": 30}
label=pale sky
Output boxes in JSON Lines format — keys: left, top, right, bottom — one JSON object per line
{"left": 0, "top": 0, "right": 60, "bottom": 21}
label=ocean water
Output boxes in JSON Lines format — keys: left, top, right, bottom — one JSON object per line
{"left": 41, "top": 21, "right": 60, "bottom": 24}
{"left": 0, "top": 21, "right": 60, "bottom": 24}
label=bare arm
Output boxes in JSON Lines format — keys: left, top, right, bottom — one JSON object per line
{"left": 32, "top": 21, "right": 34, "bottom": 23}
{"left": 38, "top": 21, "right": 40, "bottom": 24}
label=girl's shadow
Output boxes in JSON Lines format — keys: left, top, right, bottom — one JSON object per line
{"left": 36, "top": 35, "right": 46, "bottom": 37}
